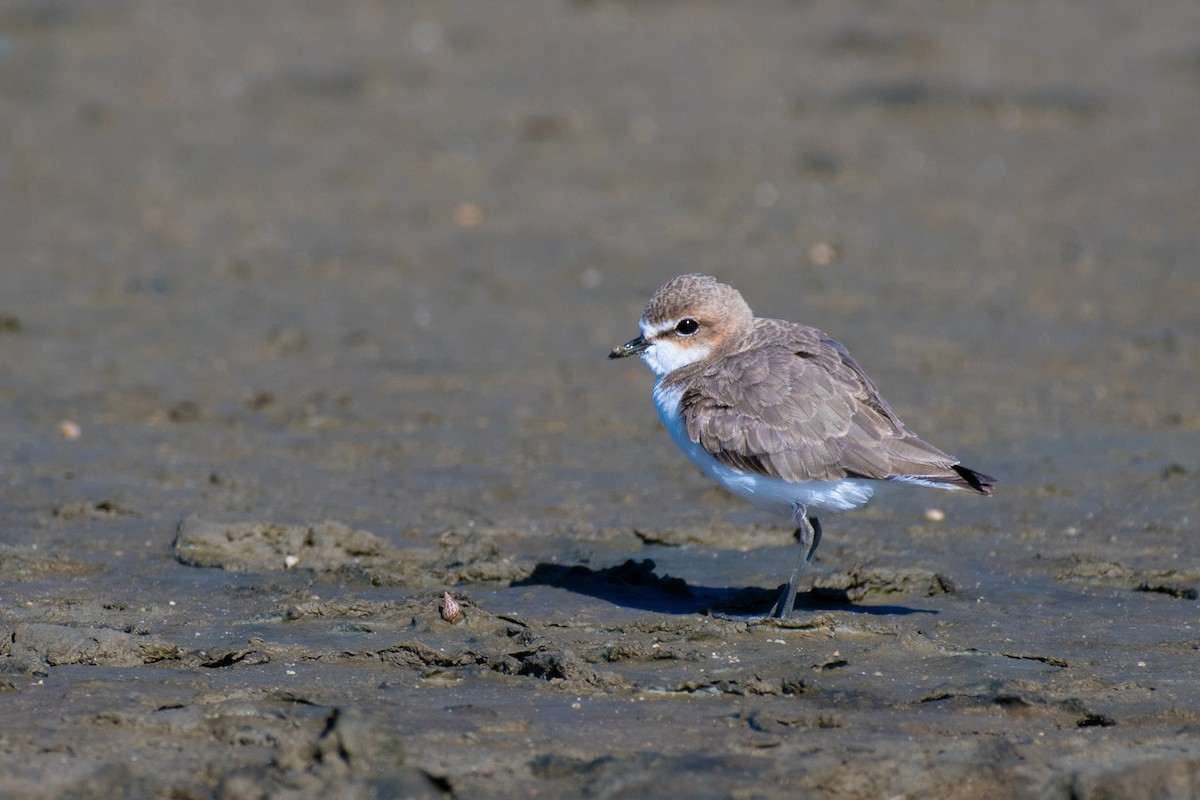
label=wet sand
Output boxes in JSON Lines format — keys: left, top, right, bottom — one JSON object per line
{"left": 2, "top": 1, "right": 1200, "bottom": 797}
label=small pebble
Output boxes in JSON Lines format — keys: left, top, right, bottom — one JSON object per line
{"left": 440, "top": 591, "right": 463, "bottom": 624}
{"left": 59, "top": 420, "right": 82, "bottom": 440}
{"left": 808, "top": 242, "right": 837, "bottom": 266}
{"left": 408, "top": 20, "right": 444, "bottom": 55}
{"left": 283, "top": 554, "right": 300, "bottom": 569}
{"left": 630, "top": 114, "right": 657, "bottom": 144}
{"left": 453, "top": 202, "right": 483, "bottom": 228}
{"left": 924, "top": 508, "right": 946, "bottom": 522}
{"left": 753, "top": 182, "right": 779, "bottom": 207}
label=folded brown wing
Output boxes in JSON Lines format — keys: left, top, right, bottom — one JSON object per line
{"left": 679, "top": 324, "right": 965, "bottom": 485}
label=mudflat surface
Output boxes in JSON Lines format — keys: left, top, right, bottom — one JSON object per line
{"left": 2, "top": 2, "right": 1199, "bottom": 798}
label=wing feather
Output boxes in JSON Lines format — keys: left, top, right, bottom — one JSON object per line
{"left": 678, "top": 322, "right": 964, "bottom": 484}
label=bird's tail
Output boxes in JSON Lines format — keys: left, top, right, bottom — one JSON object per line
{"left": 890, "top": 464, "right": 996, "bottom": 494}
{"left": 950, "top": 464, "right": 996, "bottom": 495}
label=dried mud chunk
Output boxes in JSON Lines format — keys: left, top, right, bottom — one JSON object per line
{"left": 62, "top": 763, "right": 153, "bottom": 800}
{"left": 1053, "top": 556, "right": 1136, "bottom": 582}
{"left": 530, "top": 753, "right": 610, "bottom": 779}
{"left": 52, "top": 500, "right": 138, "bottom": 519}
{"left": 1063, "top": 756, "right": 1200, "bottom": 800}
{"left": 2, "top": 623, "right": 181, "bottom": 668}
{"left": 434, "top": 532, "right": 519, "bottom": 583}
{"left": 1052, "top": 555, "right": 1200, "bottom": 592}
{"left": 812, "top": 566, "right": 956, "bottom": 601}
{"left": 741, "top": 709, "right": 841, "bottom": 733}
{"left": 0, "top": 544, "right": 95, "bottom": 580}
{"left": 194, "top": 645, "right": 271, "bottom": 669}
{"left": 353, "top": 530, "right": 532, "bottom": 588}
{"left": 315, "top": 707, "right": 408, "bottom": 775}
{"left": 174, "top": 515, "right": 398, "bottom": 572}
{"left": 508, "top": 648, "right": 630, "bottom": 689}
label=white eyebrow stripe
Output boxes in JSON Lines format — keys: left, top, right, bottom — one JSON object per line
{"left": 640, "top": 317, "right": 680, "bottom": 338}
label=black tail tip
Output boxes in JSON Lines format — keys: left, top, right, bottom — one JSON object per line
{"left": 953, "top": 464, "right": 997, "bottom": 495}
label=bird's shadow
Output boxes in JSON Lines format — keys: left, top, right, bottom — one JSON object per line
{"left": 511, "top": 559, "right": 935, "bottom": 617}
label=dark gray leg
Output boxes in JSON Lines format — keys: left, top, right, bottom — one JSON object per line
{"left": 769, "top": 514, "right": 823, "bottom": 618}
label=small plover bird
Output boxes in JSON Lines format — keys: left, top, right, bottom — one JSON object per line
{"left": 610, "top": 274, "right": 995, "bottom": 618}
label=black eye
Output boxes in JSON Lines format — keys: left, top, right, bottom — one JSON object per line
{"left": 675, "top": 318, "right": 699, "bottom": 336}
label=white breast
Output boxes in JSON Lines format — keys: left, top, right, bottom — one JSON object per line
{"left": 651, "top": 382, "right": 875, "bottom": 516}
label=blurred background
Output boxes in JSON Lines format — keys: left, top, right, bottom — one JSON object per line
{"left": 0, "top": 1, "right": 1198, "bottom": 794}
{"left": 3, "top": 0, "right": 1196, "bottom": 541}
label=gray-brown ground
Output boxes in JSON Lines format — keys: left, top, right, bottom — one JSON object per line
{"left": 2, "top": 1, "right": 1199, "bottom": 798}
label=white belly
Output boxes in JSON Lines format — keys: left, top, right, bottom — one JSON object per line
{"left": 652, "top": 383, "right": 876, "bottom": 516}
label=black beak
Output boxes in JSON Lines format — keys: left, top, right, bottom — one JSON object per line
{"left": 609, "top": 334, "right": 649, "bottom": 359}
